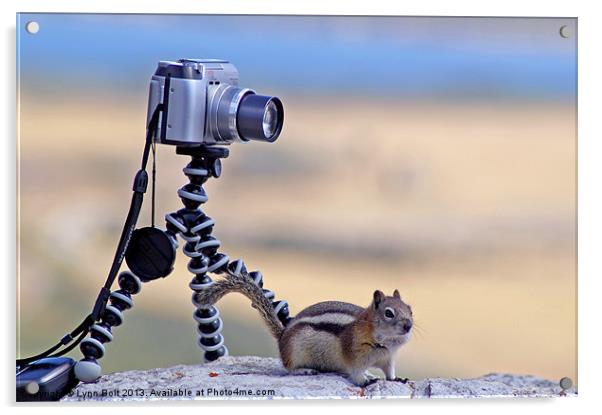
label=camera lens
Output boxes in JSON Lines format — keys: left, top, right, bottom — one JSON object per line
{"left": 263, "top": 101, "right": 279, "bottom": 138}
{"left": 215, "top": 87, "right": 284, "bottom": 144}
{"left": 237, "top": 95, "right": 284, "bottom": 142}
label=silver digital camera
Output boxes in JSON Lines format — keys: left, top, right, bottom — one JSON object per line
{"left": 147, "top": 59, "right": 284, "bottom": 146}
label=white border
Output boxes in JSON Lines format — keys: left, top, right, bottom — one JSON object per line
{"left": 3, "top": 1, "right": 600, "bottom": 414}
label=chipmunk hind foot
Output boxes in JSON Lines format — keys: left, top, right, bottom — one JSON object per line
{"left": 289, "top": 368, "right": 320, "bottom": 376}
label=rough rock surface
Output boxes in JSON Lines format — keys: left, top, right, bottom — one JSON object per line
{"left": 62, "top": 356, "right": 576, "bottom": 401}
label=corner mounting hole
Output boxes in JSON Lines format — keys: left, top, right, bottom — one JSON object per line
{"left": 559, "top": 25, "right": 571, "bottom": 39}
{"left": 25, "top": 21, "right": 40, "bottom": 34}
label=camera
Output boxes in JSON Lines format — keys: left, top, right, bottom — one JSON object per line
{"left": 147, "top": 59, "right": 284, "bottom": 146}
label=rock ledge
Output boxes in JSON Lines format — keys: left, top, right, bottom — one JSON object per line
{"left": 62, "top": 356, "right": 576, "bottom": 401}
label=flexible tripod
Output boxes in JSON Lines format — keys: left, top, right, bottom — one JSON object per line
{"left": 74, "top": 145, "right": 292, "bottom": 381}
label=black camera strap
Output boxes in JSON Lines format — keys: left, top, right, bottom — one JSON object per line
{"left": 17, "top": 105, "right": 163, "bottom": 367}
{"left": 151, "top": 138, "right": 157, "bottom": 228}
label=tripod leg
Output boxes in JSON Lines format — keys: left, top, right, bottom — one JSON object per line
{"left": 166, "top": 199, "right": 228, "bottom": 362}
{"left": 74, "top": 271, "right": 142, "bottom": 382}
{"left": 180, "top": 209, "right": 295, "bottom": 360}
{"left": 173, "top": 151, "right": 293, "bottom": 362}
{"left": 184, "top": 229, "right": 228, "bottom": 361}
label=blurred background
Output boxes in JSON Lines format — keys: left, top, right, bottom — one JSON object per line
{"left": 17, "top": 14, "right": 576, "bottom": 383}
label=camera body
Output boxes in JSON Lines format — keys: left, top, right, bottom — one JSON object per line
{"left": 147, "top": 59, "right": 284, "bottom": 146}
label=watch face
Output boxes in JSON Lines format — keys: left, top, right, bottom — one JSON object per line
{"left": 17, "top": 13, "right": 577, "bottom": 401}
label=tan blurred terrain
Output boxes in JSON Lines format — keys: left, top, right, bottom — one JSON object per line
{"left": 17, "top": 92, "right": 576, "bottom": 382}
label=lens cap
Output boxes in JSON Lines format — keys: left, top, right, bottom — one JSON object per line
{"left": 125, "top": 227, "right": 176, "bottom": 282}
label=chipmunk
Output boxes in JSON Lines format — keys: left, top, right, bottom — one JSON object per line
{"left": 195, "top": 271, "right": 413, "bottom": 386}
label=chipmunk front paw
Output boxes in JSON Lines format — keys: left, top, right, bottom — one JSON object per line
{"left": 362, "top": 378, "right": 379, "bottom": 387}
{"left": 349, "top": 372, "right": 380, "bottom": 387}
{"left": 359, "top": 371, "right": 383, "bottom": 387}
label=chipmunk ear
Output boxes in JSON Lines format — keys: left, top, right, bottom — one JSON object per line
{"left": 393, "top": 289, "right": 401, "bottom": 299}
{"left": 373, "top": 290, "right": 385, "bottom": 309}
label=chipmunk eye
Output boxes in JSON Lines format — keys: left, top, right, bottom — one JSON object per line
{"left": 384, "top": 308, "right": 395, "bottom": 319}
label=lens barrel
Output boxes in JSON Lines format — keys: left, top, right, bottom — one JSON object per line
{"left": 237, "top": 95, "right": 284, "bottom": 142}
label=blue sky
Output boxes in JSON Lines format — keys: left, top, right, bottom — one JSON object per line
{"left": 17, "top": 14, "right": 576, "bottom": 100}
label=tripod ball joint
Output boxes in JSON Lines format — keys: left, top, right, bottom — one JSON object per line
{"left": 227, "top": 259, "right": 247, "bottom": 277}
{"left": 197, "top": 317, "right": 222, "bottom": 336}
{"left": 101, "top": 305, "right": 124, "bottom": 327}
{"left": 178, "top": 183, "right": 208, "bottom": 209}
{"left": 165, "top": 212, "right": 187, "bottom": 234}
{"left": 183, "top": 160, "right": 210, "bottom": 185}
{"left": 190, "top": 274, "right": 213, "bottom": 291}
{"left": 207, "top": 253, "right": 229, "bottom": 274}
{"left": 188, "top": 256, "right": 209, "bottom": 275}
{"left": 89, "top": 323, "right": 113, "bottom": 343}
{"left": 183, "top": 241, "right": 201, "bottom": 258}
{"left": 249, "top": 271, "right": 264, "bottom": 288}
{"left": 79, "top": 337, "right": 105, "bottom": 359}
{"left": 110, "top": 291, "right": 133, "bottom": 311}
{"left": 191, "top": 215, "right": 215, "bottom": 236}
{"left": 197, "top": 235, "right": 220, "bottom": 257}
{"left": 204, "top": 347, "right": 227, "bottom": 361}
{"left": 199, "top": 334, "right": 224, "bottom": 350}
{"left": 74, "top": 358, "right": 102, "bottom": 383}
{"left": 118, "top": 271, "right": 142, "bottom": 295}
{"left": 273, "top": 300, "right": 292, "bottom": 325}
